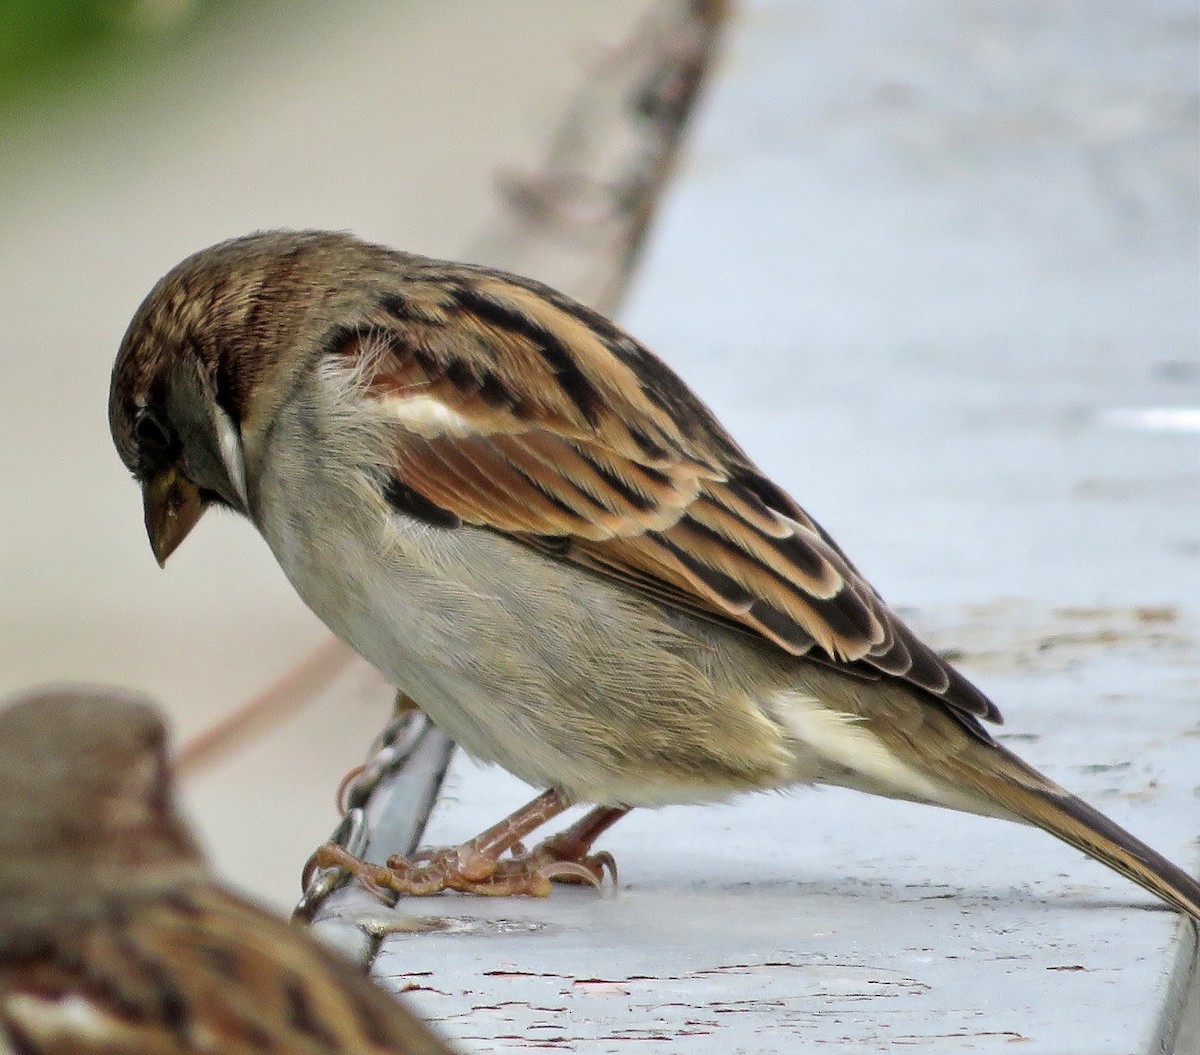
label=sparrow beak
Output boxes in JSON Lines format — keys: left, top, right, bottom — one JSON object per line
{"left": 142, "top": 467, "right": 206, "bottom": 567}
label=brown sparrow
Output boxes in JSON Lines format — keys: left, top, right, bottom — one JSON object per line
{"left": 0, "top": 687, "right": 459, "bottom": 1054}
{"left": 109, "top": 230, "right": 1200, "bottom": 919}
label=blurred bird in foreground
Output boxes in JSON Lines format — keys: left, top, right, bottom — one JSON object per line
{"left": 0, "top": 687, "right": 458, "bottom": 1055}
{"left": 109, "top": 230, "right": 1200, "bottom": 921}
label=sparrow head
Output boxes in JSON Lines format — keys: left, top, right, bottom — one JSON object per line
{"left": 109, "top": 229, "right": 383, "bottom": 565}
{"left": 0, "top": 687, "right": 202, "bottom": 869}
{"left": 0, "top": 687, "right": 206, "bottom": 947}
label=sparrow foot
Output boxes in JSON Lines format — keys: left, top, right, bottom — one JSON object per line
{"left": 303, "top": 794, "right": 631, "bottom": 900}
{"left": 306, "top": 840, "right": 600, "bottom": 898}
{"left": 522, "top": 803, "right": 629, "bottom": 887}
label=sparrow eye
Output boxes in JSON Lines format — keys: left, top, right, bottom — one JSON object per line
{"left": 135, "top": 408, "right": 170, "bottom": 448}
{"left": 133, "top": 409, "right": 174, "bottom": 459}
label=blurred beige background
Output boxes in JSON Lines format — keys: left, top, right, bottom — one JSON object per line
{"left": 0, "top": 0, "right": 649, "bottom": 909}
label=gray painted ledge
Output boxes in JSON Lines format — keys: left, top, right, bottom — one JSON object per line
{"left": 314, "top": 1, "right": 1200, "bottom": 1050}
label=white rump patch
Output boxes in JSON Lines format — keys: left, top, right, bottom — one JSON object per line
{"left": 775, "top": 691, "right": 955, "bottom": 807}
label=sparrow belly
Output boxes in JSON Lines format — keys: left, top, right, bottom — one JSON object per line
{"left": 250, "top": 456, "right": 804, "bottom": 804}
{"left": 253, "top": 457, "right": 979, "bottom": 814}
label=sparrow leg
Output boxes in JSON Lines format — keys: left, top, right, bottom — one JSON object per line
{"left": 308, "top": 788, "right": 587, "bottom": 898}
{"left": 521, "top": 804, "right": 630, "bottom": 886}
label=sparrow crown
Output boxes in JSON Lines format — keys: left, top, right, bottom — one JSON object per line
{"left": 0, "top": 689, "right": 204, "bottom": 912}
{"left": 109, "top": 231, "right": 402, "bottom": 509}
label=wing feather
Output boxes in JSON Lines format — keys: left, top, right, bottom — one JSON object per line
{"left": 327, "top": 269, "right": 1001, "bottom": 734}
{"left": 0, "top": 885, "right": 453, "bottom": 1054}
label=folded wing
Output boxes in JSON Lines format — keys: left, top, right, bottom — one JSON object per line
{"left": 324, "top": 266, "right": 999, "bottom": 737}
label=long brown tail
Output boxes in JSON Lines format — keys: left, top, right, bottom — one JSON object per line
{"left": 948, "top": 743, "right": 1200, "bottom": 922}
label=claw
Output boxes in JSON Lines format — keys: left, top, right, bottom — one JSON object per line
{"left": 591, "top": 851, "right": 619, "bottom": 887}
{"left": 539, "top": 850, "right": 618, "bottom": 888}
{"left": 536, "top": 859, "right": 604, "bottom": 889}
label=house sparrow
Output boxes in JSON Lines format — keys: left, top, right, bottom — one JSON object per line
{"left": 0, "top": 687, "right": 459, "bottom": 1054}
{"left": 109, "top": 229, "right": 1200, "bottom": 919}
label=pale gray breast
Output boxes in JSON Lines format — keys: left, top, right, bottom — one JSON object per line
{"left": 249, "top": 378, "right": 806, "bottom": 800}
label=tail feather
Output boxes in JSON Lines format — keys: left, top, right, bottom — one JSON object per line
{"left": 952, "top": 745, "right": 1200, "bottom": 923}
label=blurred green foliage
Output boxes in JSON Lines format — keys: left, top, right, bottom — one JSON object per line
{"left": 0, "top": 0, "right": 235, "bottom": 120}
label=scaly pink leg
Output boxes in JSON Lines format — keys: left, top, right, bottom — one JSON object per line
{"left": 306, "top": 793, "right": 633, "bottom": 899}
{"left": 307, "top": 789, "right": 595, "bottom": 898}
{"left": 521, "top": 804, "right": 630, "bottom": 886}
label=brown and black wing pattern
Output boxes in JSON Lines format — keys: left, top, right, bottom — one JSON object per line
{"left": 331, "top": 265, "right": 999, "bottom": 738}
{"left": 0, "top": 884, "right": 456, "bottom": 1055}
